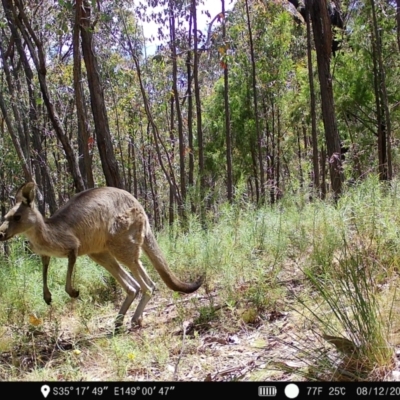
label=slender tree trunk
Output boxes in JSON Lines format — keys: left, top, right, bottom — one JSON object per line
{"left": 396, "top": 0, "right": 400, "bottom": 52}
{"left": 371, "top": 25, "right": 386, "bottom": 181}
{"left": 0, "top": 155, "right": 9, "bottom": 255}
{"left": 191, "top": 0, "right": 205, "bottom": 211}
{"left": 9, "top": 23, "right": 57, "bottom": 212}
{"left": 250, "top": 147, "right": 259, "bottom": 204}
{"left": 276, "top": 107, "right": 282, "bottom": 200}
{"left": 305, "top": 6, "right": 320, "bottom": 197}
{"left": 307, "top": 0, "right": 343, "bottom": 199}
{"left": 0, "top": 42, "right": 31, "bottom": 182}
{"left": 80, "top": 1, "right": 122, "bottom": 189}
{"left": 169, "top": 2, "right": 186, "bottom": 212}
{"left": 147, "top": 128, "right": 159, "bottom": 229}
{"left": 186, "top": 11, "right": 196, "bottom": 214}
{"left": 269, "top": 104, "right": 275, "bottom": 204}
{"left": 222, "top": 0, "right": 233, "bottom": 203}
{"left": 297, "top": 128, "right": 304, "bottom": 189}
{"left": 0, "top": 91, "right": 32, "bottom": 182}
{"left": 169, "top": 94, "right": 175, "bottom": 226}
{"left": 74, "top": 0, "right": 93, "bottom": 189}
{"left": 245, "top": 0, "right": 265, "bottom": 202}
{"left": 121, "top": 15, "right": 182, "bottom": 207}
{"left": 140, "top": 123, "right": 149, "bottom": 210}
{"left": 370, "top": 0, "right": 392, "bottom": 180}
{"left": 320, "top": 147, "right": 327, "bottom": 200}
{"left": 127, "top": 122, "right": 138, "bottom": 198}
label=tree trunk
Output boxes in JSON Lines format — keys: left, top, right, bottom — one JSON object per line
{"left": 169, "top": 2, "right": 186, "bottom": 212}
{"left": 245, "top": 0, "right": 265, "bottom": 202}
{"left": 121, "top": 14, "right": 182, "bottom": 207}
{"left": 396, "top": 0, "right": 400, "bottom": 52}
{"left": 80, "top": 1, "right": 122, "bottom": 189}
{"left": 0, "top": 39, "right": 32, "bottom": 182}
{"left": 370, "top": 0, "right": 392, "bottom": 180}
{"left": 10, "top": 25, "right": 57, "bottom": 213}
{"left": 74, "top": 0, "right": 94, "bottom": 189}
{"left": 307, "top": 0, "right": 343, "bottom": 199}
{"left": 0, "top": 90, "right": 32, "bottom": 182}
{"left": 187, "top": 9, "right": 195, "bottom": 213}
{"left": 191, "top": 0, "right": 205, "bottom": 211}
{"left": 320, "top": 147, "right": 327, "bottom": 200}
{"left": 305, "top": 5, "right": 320, "bottom": 197}
{"left": 169, "top": 93, "right": 175, "bottom": 226}
{"left": 222, "top": 0, "right": 233, "bottom": 203}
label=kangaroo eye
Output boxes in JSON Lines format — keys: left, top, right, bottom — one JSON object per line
{"left": 13, "top": 215, "right": 21, "bottom": 222}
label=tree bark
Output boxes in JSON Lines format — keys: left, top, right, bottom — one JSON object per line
{"left": 169, "top": 2, "right": 186, "bottom": 211}
{"left": 396, "top": 0, "right": 400, "bottom": 52}
{"left": 222, "top": 0, "right": 233, "bottom": 203}
{"left": 191, "top": 0, "right": 205, "bottom": 211}
{"left": 80, "top": 0, "right": 123, "bottom": 189}
{"left": 307, "top": 0, "right": 343, "bottom": 199}
{"left": 305, "top": 6, "right": 320, "bottom": 197}
{"left": 370, "top": 0, "right": 392, "bottom": 180}
{"left": 74, "top": 0, "right": 94, "bottom": 189}
{"left": 0, "top": 39, "right": 32, "bottom": 182}
{"left": 3, "top": 0, "right": 85, "bottom": 193}
{"left": 169, "top": 93, "right": 175, "bottom": 226}
{"left": 4, "top": 12, "right": 57, "bottom": 213}
{"left": 245, "top": 0, "right": 265, "bottom": 202}
{"left": 186, "top": 9, "right": 195, "bottom": 213}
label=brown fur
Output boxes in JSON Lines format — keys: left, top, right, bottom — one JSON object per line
{"left": 0, "top": 182, "right": 203, "bottom": 330}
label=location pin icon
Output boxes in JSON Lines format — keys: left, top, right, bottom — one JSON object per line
{"left": 41, "top": 385, "right": 51, "bottom": 398}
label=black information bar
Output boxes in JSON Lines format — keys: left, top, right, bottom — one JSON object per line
{"left": 2, "top": 381, "right": 400, "bottom": 399}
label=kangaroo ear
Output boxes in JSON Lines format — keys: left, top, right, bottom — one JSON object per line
{"left": 16, "top": 182, "right": 36, "bottom": 205}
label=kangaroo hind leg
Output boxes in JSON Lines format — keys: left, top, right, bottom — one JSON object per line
{"left": 111, "top": 243, "right": 156, "bottom": 327}
{"left": 89, "top": 252, "right": 140, "bottom": 331}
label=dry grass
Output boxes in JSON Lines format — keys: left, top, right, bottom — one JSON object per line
{"left": 0, "top": 176, "right": 400, "bottom": 381}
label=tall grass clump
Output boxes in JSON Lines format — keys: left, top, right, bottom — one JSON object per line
{"left": 289, "top": 177, "right": 398, "bottom": 381}
{"left": 155, "top": 197, "right": 299, "bottom": 324}
{"left": 301, "top": 243, "right": 395, "bottom": 380}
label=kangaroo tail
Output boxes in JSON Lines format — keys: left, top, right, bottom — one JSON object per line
{"left": 142, "top": 230, "right": 204, "bottom": 293}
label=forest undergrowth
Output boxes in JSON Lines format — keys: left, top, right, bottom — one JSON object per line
{"left": 0, "top": 176, "right": 400, "bottom": 381}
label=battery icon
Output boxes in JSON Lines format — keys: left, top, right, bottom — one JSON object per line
{"left": 258, "top": 386, "right": 277, "bottom": 397}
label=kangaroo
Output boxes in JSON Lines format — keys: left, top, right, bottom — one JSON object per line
{"left": 0, "top": 182, "right": 203, "bottom": 330}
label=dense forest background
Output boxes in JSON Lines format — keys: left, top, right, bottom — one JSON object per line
{"left": 1, "top": 0, "right": 399, "bottom": 226}
{"left": 3, "top": 0, "right": 400, "bottom": 382}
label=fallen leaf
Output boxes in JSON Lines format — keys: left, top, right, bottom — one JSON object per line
{"left": 282, "top": 360, "right": 307, "bottom": 368}
{"left": 29, "top": 314, "right": 43, "bottom": 326}
{"left": 251, "top": 338, "right": 268, "bottom": 348}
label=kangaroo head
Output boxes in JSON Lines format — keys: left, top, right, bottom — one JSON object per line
{"left": 0, "top": 182, "right": 38, "bottom": 241}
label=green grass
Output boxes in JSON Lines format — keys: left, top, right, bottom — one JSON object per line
{"left": 0, "top": 175, "right": 399, "bottom": 381}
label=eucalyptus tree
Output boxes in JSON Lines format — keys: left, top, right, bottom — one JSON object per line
{"left": 1, "top": 0, "right": 86, "bottom": 193}
{"left": 306, "top": 0, "right": 343, "bottom": 198}
{"left": 222, "top": 0, "right": 233, "bottom": 203}
{"left": 77, "top": 0, "right": 123, "bottom": 189}
{"left": 203, "top": 0, "right": 297, "bottom": 203}
{"left": 334, "top": 0, "right": 400, "bottom": 182}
